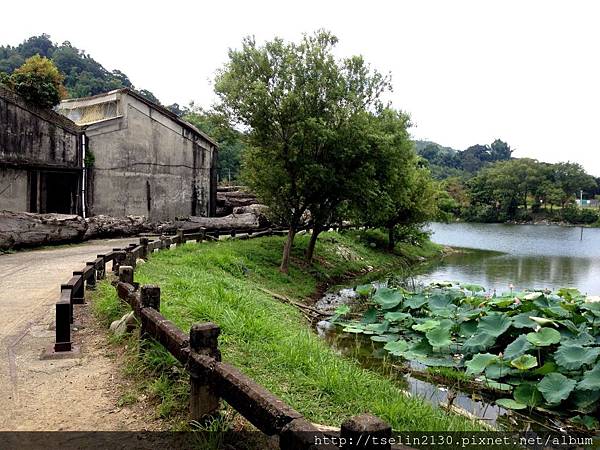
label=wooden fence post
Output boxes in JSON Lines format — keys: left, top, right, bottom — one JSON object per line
{"left": 340, "top": 414, "right": 391, "bottom": 450}
{"left": 72, "top": 272, "right": 85, "bottom": 304}
{"left": 113, "top": 249, "right": 126, "bottom": 274}
{"left": 139, "top": 285, "right": 160, "bottom": 342}
{"left": 96, "top": 254, "right": 106, "bottom": 279}
{"left": 118, "top": 266, "right": 134, "bottom": 285}
{"left": 86, "top": 262, "right": 97, "bottom": 290}
{"left": 177, "top": 228, "right": 184, "bottom": 246}
{"left": 54, "top": 286, "right": 72, "bottom": 352}
{"left": 189, "top": 323, "right": 221, "bottom": 421}
{"left": 140, "top": 237, "right": 149, "bottom": 260}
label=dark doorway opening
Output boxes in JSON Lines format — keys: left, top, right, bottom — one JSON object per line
{"left": 29, "top": 170, "right": 80, "bottom": 214}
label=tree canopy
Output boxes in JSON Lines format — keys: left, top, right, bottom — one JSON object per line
{"left": 1, "top": 34, "right": 160, "bottom": 103}
{"left": 215, "top": 31, "right": 437, "bottom": 271}
{"left": 1, "top": 55, "right": 66, "bottom": 108}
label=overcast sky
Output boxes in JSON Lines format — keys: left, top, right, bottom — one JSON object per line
{"left": 3, "top": 1, "right": 599, "bottom": 175}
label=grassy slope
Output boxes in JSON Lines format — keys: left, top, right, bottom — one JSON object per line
{"left": 94, "top": 231, "right": 483, "bottom": 431}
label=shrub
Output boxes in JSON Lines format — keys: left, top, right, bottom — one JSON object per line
{"left": 9, "top": 55, "right": 67, "bottom": 108}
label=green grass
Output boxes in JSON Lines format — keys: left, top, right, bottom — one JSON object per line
{"left": 94, "top": 231, "right": 484, "bottom": 431}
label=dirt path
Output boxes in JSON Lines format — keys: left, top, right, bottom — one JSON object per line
{"left": 0, "top": 239, "right": 159, "bottom": 431}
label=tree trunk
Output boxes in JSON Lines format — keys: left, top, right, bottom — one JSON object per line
{"left": 305, "top": 226, "right": 322, "bottom": 263}
{"left": 387, "top": 226, "right": 395, "bottom": 251}
{"left": 0, "top": 211, "right": 87, "bottom": 250}
{"left": 280, "top": 226, "right": 296, "bottom": 273}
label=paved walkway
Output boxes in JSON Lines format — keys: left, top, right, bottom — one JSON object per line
{"left": 0, "top": 238, "right": 156, "bottom": 430}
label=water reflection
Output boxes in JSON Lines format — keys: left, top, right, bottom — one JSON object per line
{"left": 424, "top": 223, "right": 600, "bottom": 294}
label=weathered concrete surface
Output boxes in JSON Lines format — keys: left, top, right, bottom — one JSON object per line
{"left": 59, "top": 90, "right": 218, "bottom": 220}
{"left": 0, "top": 238, "right": 159, "bottom": 430}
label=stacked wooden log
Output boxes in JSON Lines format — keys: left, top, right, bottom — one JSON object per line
{"left": 84, "top": 215, "right": 155, "bottom": 240}
{"left": 216, "top": 186, "right": 259, "bottom": 216}
{"left": 0, "top": 210, "right": 87, "bottom": 250}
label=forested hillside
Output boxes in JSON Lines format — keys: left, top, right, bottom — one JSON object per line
{"left": 416, "top": 139, "right": 600, "bottom": 224}
{"left": 0, "top": 34, "right": 159, "bottom": 103}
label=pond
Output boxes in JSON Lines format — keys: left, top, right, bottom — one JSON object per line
{"left": 315, "top": 223, "right": 600, "bottom": 433}
{"left": 421, "top": 222, "right": 600, "bottom": 295}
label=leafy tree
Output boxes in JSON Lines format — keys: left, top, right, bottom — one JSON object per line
{"left": 1, "top": 35, "right": 158, "bottom": 100}
{"left": 184, "top": 108, "right": 245, "bottom": 182}
{"left": 7, "top": 55, "right": 66, "bottom": 107}
{"left": 551, "top": 162, "right": 597, "bottom": 207}
{"left": 215, "top": 31, "right": 391, "bottom": 271}
{"left": 353, "top": 110, "right": 437, "bottom": 250}
{"left": 490, "top": 139, "right": 512, "bottom": 161}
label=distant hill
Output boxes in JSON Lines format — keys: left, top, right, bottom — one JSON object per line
{"left": 413, "top": 139, "right": 513, "bottom": 180}
{"left": 0, "top": 34, "right": 160, "bottom": 104}
{"left": 413, "top": 140, "right": 459, "bottom": 155}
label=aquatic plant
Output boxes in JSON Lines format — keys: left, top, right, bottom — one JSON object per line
{"left": 332, "top": 281, "right": 600, "bottom": 429}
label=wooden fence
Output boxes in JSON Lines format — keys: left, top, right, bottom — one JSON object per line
{"left": 51, "top": 228, "right": 397, "bottom": 450}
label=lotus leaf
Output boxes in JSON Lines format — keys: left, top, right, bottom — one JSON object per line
{"left": 361, "top": 307, "right": 378, "bottom": 324}
{"left": 496, "top": 398, "right": 527, "bottom": 410}
{"left": 370, "top": 334, "right": 399, "bottom": 343}
{"left": 477, "top": 313, "right": 511, "bottom": 337}
{"left": 485, "top": 362, "right": 517, "bottom": 379}
{"left": 342, "top": 327, "right": 364, "bottom": 334}
{"left": 537, "top": 373, "right": 576, "bottom": 405}
{"left": 372, "top": 287, "right": 403, "bottom": 310}
{"left": 460, "top": 283, "right": 485, "bottom": 293}
{"left": 462, "top": 332, "right": 496, "bottom": 354}
{"left": 510, "top": 354, "right": 538, "bottom": 371}
{"left": 426, "top": 326, "right": 452, "bottom": 348}
{"left": 532, "top": 362, "right": 557, "bottom": 376}
{"left": 554, "top": 344, "right": 600, "bottom": 371}
{"left": 465, "top": 353, "right": 497, "bottom": 376}
{"left": 416, "top": 356, "right": 457, "bottom": 367}
{"left": 412, "top": 320, "right": 440, "bottom": 332}
{"left": 570, "top": 390, "right": 600, "bottom": 413}
{"left": 384, "top": 311, "right": 411, "bottom": 322}
{"left": 511, "top": 312, "right": 539, "bottom": 329}
{"left": 459, "top": 320, "right": 478, "bottom": 338}
{"left": 334, "top": 305, "right": 350, "bottom": 316}
{"left": 427, "top": 294, "right": 454, "bottom": 310}
{"left": 503, "top": 334, "right": 533, "bottom": 361}
{"left": 577, "top": 363, "right": 600, "bottom": 391}
{"left": 355, "top": 284, "right": 373, "bottom": 297}
{"left": 383, "top": 340, "right": 409, "bottom": 356}
{"left": 571, "top": 415, "right": 599, "bottom": 430}
{"left": 527, "top": 327, "right": 561, "bottom": 346}
{"left": 543, "top": 306, "right": 571, "bottom": 319}
{"left": 514, "top": 383, "right": 543, "bottom": 407}
{"left": 404, "top": 294, "right": 427, "bottom": 310}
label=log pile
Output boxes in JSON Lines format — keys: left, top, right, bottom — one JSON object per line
{"left": 0, "top": 186, "right": 271, "bottom": 250}
{"left": 216, "top": 186, "right": 258, "bottom": 216}
{"left": 166, "top": 212, "right": 270, "bottom": 233}
{"left": 0, "top": 210, "right": 87, "bottom": 250}
{"left": 84, "top": 215, "right": 155, "bottom": 240}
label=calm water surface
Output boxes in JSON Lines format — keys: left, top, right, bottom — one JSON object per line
{"left": 422, "top": 222, "right": 600, "bottom": 295}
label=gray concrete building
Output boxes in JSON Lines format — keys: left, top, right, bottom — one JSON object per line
{"left": 0, "top": 85, "right": 84, "bottom": 214}
{"left": 57, "top": 89, "right": 218, "bottom": 220}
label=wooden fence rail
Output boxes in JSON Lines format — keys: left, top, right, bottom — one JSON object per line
{"left": 50, "top": 227, "right": 395, "bottom": 449}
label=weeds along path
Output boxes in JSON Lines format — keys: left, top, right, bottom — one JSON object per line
{"left": 0, "top": 238, "right": 158, "bottom": 431}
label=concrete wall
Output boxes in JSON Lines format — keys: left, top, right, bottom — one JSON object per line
{"left": 85, "top": 93, "right": 216, "bottom": 220}
{"left": 0, "top": 86, "right": 81, "bottom": 169}
{"left": 0, "top": 168, "right": 27, "bottom": 211}
{"left": 0, "top": 86, "right": 82, "bottom": 214}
